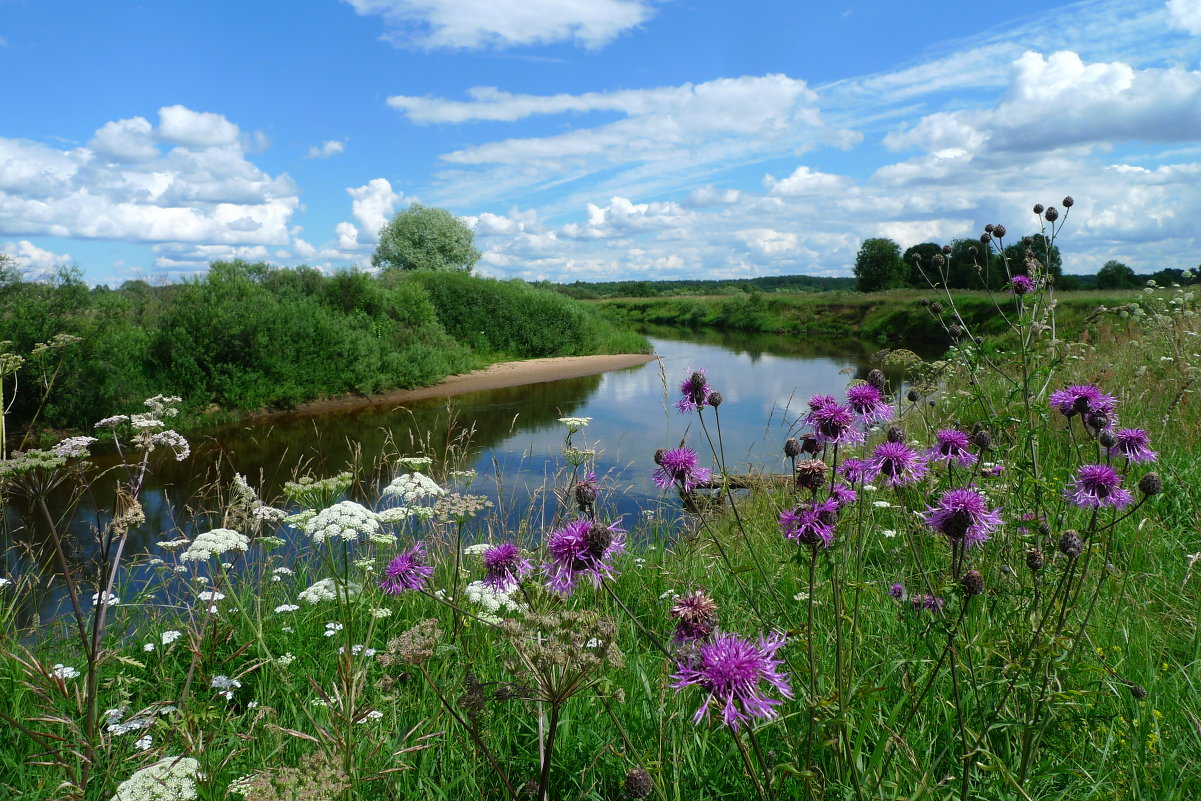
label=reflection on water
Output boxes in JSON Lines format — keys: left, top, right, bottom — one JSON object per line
{"left": 5, "top": 329, "right": 930, "bottom": 621}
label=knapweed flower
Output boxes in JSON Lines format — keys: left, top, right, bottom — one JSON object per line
{"left": 779, "top": 498, "right": 838, "bottom": 547}
{"left": 481, "top": 543, "right": 532, "bottom": 592}
{"left": 670, "top": 590, "right": 719, "bottom": 644}
{"left": 670, "top": 632, "right": 793, "bottom": 730}
{"left": 1109, "top": 428, "right": 1157, "bottom": 463}
{"left": 829, "top": 483, "right": 857, "bottom": 509}
{"left": 909, "top": 594, "right": 945, "bottom": 613}
{"left": 1065, "top": 464, "right": 1133, "bottom": 509}
{"left": 846, "top": 383, "right": 893, "bottom": 425}
{"left": 380, "top": 543, "right": 435, "bottom": 595}
{"left": 676, "top": 369, "right": 712, "bottom": 414}
{"left": 807, "top": 400, "right": 865, "bottom": 446}
{"left": 543, "top": 519, "right": 625, "bottom": 596}
{"left": 1011, "top": 275, "right": 1034, "bottom": 295}
{"left": 1049, "top": 385, "right": 1117, "bottom": 419}
{"left": 888, "top": 583, "right": 905, "bottom": 599}
{"left": 922, "top": 488, "right": 1002, "bottom": 548}
{"left": 869, "top": 442, "right": 929, "bottom": 486}
{"left": 652, "top": 447, "right": 712, "bottom": 493}
{"left": 838, "top": 458, "right": 871, "bottom": 484}
{"left": 926, "top": 430, "right": 977, "bottom": 468}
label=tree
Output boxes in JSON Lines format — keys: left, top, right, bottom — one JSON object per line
{"left": 853, "top": 238, "right": 907, "bottom": 292}
{"left": 371, "top": 203, "right": 480, "bottom": 273}
{"left": 902, "top": 243, "right": 943, "bottom": 288}
{"left": 1096, "top": 259, "right": 1137, "bottom": 290}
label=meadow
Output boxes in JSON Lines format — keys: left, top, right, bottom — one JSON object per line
{"left": 2, "top": 214, "right": 1200, "bottom": 800}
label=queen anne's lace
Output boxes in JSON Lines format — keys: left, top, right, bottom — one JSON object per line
{"left": 303, "top": 501, "right": 380, "bottom": 544}
{"left": 383, "top": 472, "right": 445, "bottom": 503}
{"left": 180, "top": 529, "right": 249, "bottom": 562}
{"left": 111, "top": 756, "right": 200, "bottom": 801}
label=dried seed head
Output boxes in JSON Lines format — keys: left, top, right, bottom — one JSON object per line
{"left": 993, "top": 224, "right": 1007, "bottom": 239}
{"left": 942, "top": 244, "right": 952, "bottom": 254}
{"left": 961, "top": 569, "right": 984, "bottom": 597}
{"left": 885, "top": 425, "right": 905, "bottom": 443}
{"left": 801, "top": 435, "right": 820, "bottom": 455}
{"left": 948, "top": 324, "right": 963, "bottom": 338}
{"left": 907, "top": 388, "right": 921, "bottom": 403}
{"left": 585, "top": 523, "right": 614, "bottom": 558}
{"left": 1062, "top": 195, "right": 1074, "bottom": 208}
{"left": 1033, "top": 203, "right": 1045, "bottom": 214}
{"left": 1058, "top": 530, "right": 1083, "bottom": 559}
{"left": 653, "top": 448, "right": 666, "bottom": 466}
{"left": 867, "top": 368, "right": 886, "bottom": 389}
{"left": 932, "top": 253, "right": 946, "bottom": 267}
{"left": 911, "top": 252, "right": 923, "bottom": 264}
{"left": 930, "top": 302, "right": 944, "bottom": 315}
{"left": 968, "top": 245, "right": 978, "bottom": 257}
{"left": 1044, "top": 206, "right": 1059, "bottom": 222}
{"left": 1129, "top": 683, "right": 1147, "bottom": 700}
{"left": 980, "top": 233, "right": 991, "bottom": 244}
{"left": 1025, "top": 547, "right": 1044, "bottom": 572}
{"left": 794, "top": 459, "right": 829, "bottom": 491}
{"left": 1098, "top": 431, "right": 1117, "bottom": 449}
{"left": 1138, "top": 472, "right": 1162, "bottom": 496}
{"left": 625, "top": 768, "right": 654, "bottom": 799}
{"left": 707, "top": 391, "right": 723, "bottom": 408}
{"left": 919, "top": 297, "right": 930, "bottom": 307}
{"left": 575, "top": 481, "right": 597, "bottom": 509}
{"left": 984, "top": 224, "right": 995, "bottom": 233}
{"left": 1086, "top": 411, "right": 1110, "bottom": 432}
{"left": 784, "top": 438, "right": 802, "bottom": 458}
{"left": 971, "top": 430, "right": 992, "bottom": 450}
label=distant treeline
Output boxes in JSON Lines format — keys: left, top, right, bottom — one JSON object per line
{"left": 545, "top": 274, "right": 856, "bottom": 299}
{"left": 0, "top": 261, "right": 648, "bottom": 433}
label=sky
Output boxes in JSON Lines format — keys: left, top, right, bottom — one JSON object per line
{"left": 1, "top": 0, "right": 1200, "bottom": 286}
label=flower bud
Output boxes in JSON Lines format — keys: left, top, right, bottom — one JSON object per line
{"left": 1129, "top": 683, "right": 1147, "bottom": 700}
{"left": 1044, "top": 206, "right": 1059, "bottom": 222}
{"left": 1062, "top": 196, "right": 1074, "bottom": 208}
{"left": 1098, "top": 431, "right": 1117, "bottom": 449}
{"left": 886, "top": 426, "right": 904, "bottom": 444}
{"left": 984, "top": 224, "right": 995, "bottom": 233}
{"left": 867, "top": 369, "right": 886, "bottom": 389}
{"left": 960, "top": 569, "right": 984, "bottom": 597}
{"left": 783, "top": 438, "right": 801, "bottom": 458}
{"left": 948, "top": 324, "right": 962, "bottom": 338}
{"left": 625, "top": 768, "right": 654, "bottom": 799}
{"left": 1138, "top": 472, "right": 1162, "bottom": 496}
{"left": 942, "top": 244, "right": 952, "bottom": 254}
{"left": 971, "top": 430, "right": 992, "bottom": 450}
{"left": 907, "top": 388, "right": 920, "bottom": 403}
{"left": 801, "top": 435, "right": 820, "bottom": 455}
{"left": 1058, "top": 530, "right": 1083, "bottom": 559}
{"left": 1025, "top": 548, "right": 1044, "bottom": 572}
{"left": 993, "top": 224, "right": 1006, "bottom": 239}
{"left": 980, "top": 233, "right": 991, "bottom": 244}
{"left": 930, "top": 302, "right": 944, "bottom": 315}
{"left": 1033, "top": 203, "right": 1045, "bottom": 214}
{"left": 707, "top": 391, "right": 723, "bottom": 408}
{"left": 653, "top": 448, "right": 666, "bottom": 466}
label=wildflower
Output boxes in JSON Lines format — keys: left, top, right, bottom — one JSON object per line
{"left": 135, "top": 735, "right": 153, "bottom": 751}
{"left": 793, "top": 459, "right": 827, "bottom": 491}
{"left": 302, "top": 501, "right": 380, "bottom": 545}
{"left": 869, "top": 441, "right": 928, "bottom": 486}
{"left": 846, "top": 383, "right": 893, "bottom": 425}
{"left": 888, "top": 583, "right": 905, "bottom": 599}
{"left": 1059, "top": 530, "right": 1084, "bottom": 558}
{"left": 670, "top": 590, "right": 719, "bottom": 644}
{"left": 807, "top": 400, "right": 866, "bottom": 447}
{"left": 464, "top": 580, "right": 523, "bottom": 619}
{"left": 481, "top": 543, "right": 532, "bottom": 592}
{"left": 909, "top": 594, "right": 945, "bottom": 613}
{"left": 559, "top": 416, "right": 592, "bottom": 432}
{"left": 574, "top": 472, "right": 598, "bottom": 511}
{"left": 927, "top": 430, "right": 976, "bottom": 468}
{"left": 838, "top": 458, "right": 871, "bottom": 484}
{"left": 1049, "top": 385, "right": 1117, "bottom": 419}
{"left": 274, "top": 604, "right": 299, "bottom": 614}
{"left": 1109, "top": 428, "right": 1157, "bottom": 463}
{"left": 143, "top": 643, "right": 155, "bottom": 652}
{"left": 383, "top": 472, "right": 445, "bottom": 503}
{"left": 52, "top": 664, "right": 80, "bottom": 680}
{"left": 180, "top": 528, "right": 249, "bottom": 562}
{"left": 675, "top": 369, "right": 712, "bottom": 414}
{"left": 161, "top": 630, "right": 182, "bottom": 645}
{"left": 1026, "top": 548, "right": 1045, "bottom": 571}
{"left": 652, "top": 447, "right": 711, "bottom": 493}
{"left": 1011, "top": 275, "right": 1034, "bottom": 295}
{"left": 829, "top": 483, "right": 857, "bottom": 509}
{"left": 1066, "top": 464, "right": 1132, "bottom": 509}
{"left": 922, "top": 488, "right": 1002, "bottom": 548}
{"left": 111, "top": 756, "right": 200, "bottom": 801}
{"left": 779, "top": 499, "right": 838, "bottom": 547}
{"left": 197, "top": 591, "right": 225, "bottom": 602}
{"left": 276, "top": 653, "right": 296, "bottom": 667}
{"left": 298, "top": 577, "right": 361, "bottom": 604}
{"left": 544, "top": 519, "right": 625, "bottom": 596}
{"left": 52, "top": 436, "right": 97, "bottom": 458}
{"left": 91, "top": 591, "right": 121, "bottom": 607}
{"left": 379, "top": 543, "right": 435, "bottom": 595}
{"left": 670, "top": 632, "right": 793, "bottom": 730}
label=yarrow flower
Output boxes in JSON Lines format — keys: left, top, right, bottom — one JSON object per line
{"left": 869, "top": 441, "right": 929, "bottom": 486}
{"left": 1011, "top": 274, "right": 1034, "bottom": 295}
{"left": 922, "top": 488, "right": 1002, "bottom": 548}
{"left": 1049, "top": 385, "right": 1117, "bottom": 419}
{"left": 779, "top": 499, "right": 838, "bottom": 547}
{"left": 481, "top": 543, "right": 532, "bottom": 592}
{"left": 111, "top": 756, "right": 200, "bottom": 801}
{"left": 181, "top": 528, "right": 249, "bottom": 562}
{"left": 1065, "top": 464, "right": 1133, "bottom": 509}
{"left": 303, "top": 501, "right": 380, "bottom": 545}
{"left": 543, "top": 519, "right": 625, "bottom": 596}
{"left": 380, "top": 543, "right": 435, "bottom": 595}
{"left": 653, "top": 447, "right": 711, "bottom": 493}
{"left": 675, "top": 369, "right": 712, "bottom": 414}
{"left": 846, "top": 383, "right": 893, "bottom": 425}
{"left": 670, "top": 632, "right": 793, "bottom": 730}
{"left": 558, "top": 416, "right": 592, "bottom": 432}
{"left": 1109, "top": 428, "right": 1157, "bottom": 464}
{"left": 670, "top": 590, "right": 719, "bottom": 644}
{"left": 383, "top": 472, "right": 445, "bottom": 503}
{"left": 926, "top": 430, "right": 976, "bottom": 468}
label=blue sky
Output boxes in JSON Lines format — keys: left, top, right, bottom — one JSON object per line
{"left": 2, "top": 0, "right": 1200, "bottom": 285}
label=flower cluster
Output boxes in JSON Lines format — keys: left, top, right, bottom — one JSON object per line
{"left": 112, "top": 756, "right": 200, "bottom": 801}
{"left": 544, "top": 519, "right": 625, "bottom": 595}
{"left": 303, "top": 501, "right": 380, "bottom": 544}
{"left": 298, "top": 578, "right": 361, "bottom": 604}
{"left": 383, "top": 472, "right": 445, "bottom": 503}
{"left": 180, "top": 528, "right": 249, "bottom": 562}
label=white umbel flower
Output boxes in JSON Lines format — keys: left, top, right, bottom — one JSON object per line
{"left": 558, "top": 416, "right": 592, "bottom": 432}
{"left": 303, "top": 501, "right": 380, "bottom": 544}
{"left": 111, "top": 756, "right": 200, "bottom": 801}
{"left": 383, "top": 472, "right": 444, "bottom": 503}
{"left": 180, "top": 529, "right": 248, "bottom": 562}
{"left": 298, "top": 577, "right": 361, "bottom": 605}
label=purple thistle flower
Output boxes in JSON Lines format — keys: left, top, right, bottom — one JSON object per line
{"left": 926, "top": 429, "right": 977, "bottom": 468}
{"left": 846, "top": 384, "right": 893, "bottom": 425}
{"left": 1109, "top": 428, "right": 1157, "bottom": 464}
{"left": 909, "top": 594, "right": 945, "bottom": 613}
{"left": 543, "top": 519, "right": 625, "bottom": 596}
{"left": 1011, "top": 275, "right": 1034, "bottom": 295}
{"left": 380, "top": 543, "right": 434, "bottom": 595}
{"left": 838, "top": 458, "right": 871, "bottom": 484}
{"left": 670, "top": 591, "right": 719, "bottom": 644}
{"left": 888, "top": 582, "right": 905, "bottom": 599}
{"left": 808, "top": 401, "right": 866, "bottom": 447}
{"left": 481, "top": 543, "right": 533, "bottom": 592}
{"left": 1049, "top": 385, "right": 1118, "bottom": 419}
{"left": 829, "top": 483, "right": 858, "bottom": 509}
{"left": 670, "top": 632, "right": 793, "bottom": 730}
{"left": 653, "top": 447, "right": 712, "bottom": 493}
{"left": 675, "top": 369, "right": 712, "bottom": 414}
{"left": 1065, "top": 464, "right": 1133, "bottom": 510}
{"left": 779, "top": 498, "right": 838, "bottom": 547}
{"left": 869, "top": 441, "right": 929, "bottom": 486}
{"left": 922, "top": 488, "right": 1002, "bottom": 548}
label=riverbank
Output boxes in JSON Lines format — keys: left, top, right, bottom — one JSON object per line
{"left": 245, "top": 352, "right": 657, "bottom": 420}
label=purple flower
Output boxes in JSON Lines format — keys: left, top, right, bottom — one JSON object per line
{"left": 846, "top": 384, "right": 893, "bottom": 426}
{"left": 982, "top": 463, "right": 1005, "bottom": 478}
{"left": 675, "top": 369, "right": 712, "bottom": 414}
{"left": 1109, "top": 428, "right": 1157, "bottom": 464}
{"left": 829, "top": 483, "right": 858, "bottom": 509}
{"left": 1065, "top": 464, "right": 1133, "bottom": 510}
{"left": 922, "top": 488, "right": 1002, "bottom": 548}
{"left": 838, "top": 458, "right": 871, "bottom": 484}
{"left": 481, "top": 543, "right": 532, "bottom": 592}
{"left": 380, "top": 543, "right": 434, "bottom": 595}
{"left": 779, "top": 499, "right": 838, "bottom": 547}
{"left": 543, "top": 519, "right": 625, "bottom": 596}
{"left": 1049, "top": 385, "right": 1117, "bottom": 419}
{"left": 653, "top": 447, "right": 712, "bottom": 493}
{"left": 927, "top": 429, "right": 977, "bottom": 468}
{"left": 808, "top": 401, "right": 865, "bottom": 447}
{"left": 670, "top": 591, "right": 719, "bottom": 644}
{"left": 888, "top": 582, "right": 905, "bottom": 599}
{"left": 869, "top": 441, "right": 929, "bottom": 486}
{"left": 670, "top": 632, "right": 793, "bottom": 730}
{"left": 1011, "top": 275, "right": 1034, "bottom": 295}
{"left": 909, "top": 594, "right": 945, "bottom": 613}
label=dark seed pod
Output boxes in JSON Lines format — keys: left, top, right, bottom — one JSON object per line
{"left": 794, "top": 459, "right": 828, "bottom": 491}
{"left": 1138, "top": 472, "right": 1162, "bottom": 496}
{"left": 1022, "top": 236, "right": 1033, "bottom": 246}
{"left": 930, "top": 302, "right": 944, "bottom": 315}
{"left": 1086, "top": 411, "right": 1109, "bottom": 432}
{"left": 707, "top": 391, "right": 723, "bottom": 408}
{"left": 1044, "top": 206, "right": 1059, "bottom": 222}
{"left": 1037, "top": 521, "right": 1050, "bottom": 537}
{"left": 980, "top": 233, "right": 991, "bottom": 244}
{"left": 948, "top": 324, "right": 962, "bottom": 338}
{"left": 984, "top": 224, "right": 995, "bottom": 233}
{"left": 932, "top": 253, "right": 946, "bottom": 267}
{"left": 625, "top": 768, "right": 654, "bottom": 799}
{"left": 574, "top": 482, "right": 597, "bottom": 509}
{"left": 911, "top": 252, "right": 923, "bottom": 264}
{"left": 1026, "top": 548, "right": 1044, "bottom": 572}
{"left": 968, "top": 246, "right": 978, "bottom": 257}
{"left": 919, "top": 297, "right": 930, "bottom": 307}
{"left": 585, "top": 523, "right": 613, "bottom": 558}
{"left": 960, "top": 570, "right": 984, "bottom": 597}
{"left": 784, "top": 438, "right": 802, "bottom": 458}
{"left": 971, "top": 430, "right": 992, "bottom": 450}
{"left": 1099, "top": 431, "right": 1117, "bottom": 449}
{"left": 974, "top": 336, "right": 983, "bottom": 345}
{"left": 1058, "top": 530, "right": 1083, "bottom": 559}
{"left": 801, "top": 435, "right": 820, "bottom": 455}
{"left": 993, "top": 224, "right": 1006, "bottom": 239}
{"left": 942, "top": 244, "right": 952, "bottom": 254}
{"left": 907, "top": 388, "right": 920, "bottom": 403}
{"left": 1062, "top": 196, "right": 1074, "bottom": 208}
{"left": 1129, "top": 683, "right": 1147, "bottom": 700}
{"left": 886, "top": 426, "right": 905, "bottom": 444}
{"left": 867, "top": 368, "right": 886, "bottom": 389}
{"left": 1033, "top": 203, "right": 1045, "bottom": 214}
{"left": 653, "top": 448, "right": 666, "bottom": 466}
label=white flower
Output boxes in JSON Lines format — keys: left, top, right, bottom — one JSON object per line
{"left": 52, "top": 436, "right": 97, "bottom": 458}
{"left": 276, "top": 652, "right": 296, "bottom": 667}
{"left": 95, "top": 414, "right": 129, "bottom": 428}
{"left": 135, "top": 735, "right": 153, "bottom": 751}
{"left": 143, "top": 643, "right": 155, "bottom": 652}
{"left": 872, "top": 501, "right": 891, "bottom": 509}
{"left": 883, "top": 529, "right": 897, "bottom": 538}
{"left": 396, "top": 455, "right": 433, "bottom": 471}
{"left": 382, "top": 472, "right": 444, "bottom": 503}
{"left": 253, "top": 506, "right": 287, "bottom": 523}
{"left": 274, "top": 604, "right": 299, "bottom": 614}
{"left": 281, "top": 626, "right": 295, "bottom": 633}
{"left": 52, "top": 663, "right": 80, "bottom": 679}
{"left": 369, "top": 607, "right": 392, "bottom": 618}
{"left": 302, "top": 501, "right": 380, "bottom": 545}
{"left": 211, "top": 675, "right": 241, "bottom": 700}
{"left": 357, "top": 710, "right": 384, "bottom": 723}
{"left": 463, "top": 580, "right": 523, "bottom": 616}
{"left": 180, "top": 529, "right": 249, "bottom": 562}
{"left": 197, "top": 591, "right": 225, "bottom": 602}
{"left": 375, "top": 507, "right": 415, "bottom": 524}
{"left": 298, "top": 578, "right": 360, "bottom": 604}
{"left": 0, "top": 577, "right": 10, "bottom": 587}
{"left": 559, "top": 416, "right": 592, "bottom": 432}
{"left": 339, "top": 644, "right": 377, "bottom": 657}
{"left": 111, "top": 756, "right": 200, "bottom": 801}
{"left": 793, "top": 592, "right": 810, "bottom": 601}
{"left": 273, "top": 566, "right": 295, "bottom": 576}
{"left": 462, "top": 543, "right": 491, "bottom": 557}
{"left": 150, "top": 430, "right": 191, "bottom": 461}
{"left": 161, "top": 630, "right": 182, "bottom": 645}
{"left": 323, "top": 621, "right": 343, "bottom": 637}
{"left": 862, "top": 484, "right": 878, "bottom": 492}
{"left": 157, "top": 538, "right": 190, "bottom": 551}
{"left": 91, "top": 591, "right": 121, "bottom": 607}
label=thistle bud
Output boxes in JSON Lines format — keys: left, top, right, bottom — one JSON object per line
{"left": 653, "top": 448, "right": 666, "bottom": 466}
{"left": 783, "top": 438, "right": 802, "bottom": 458}
{"left": 907, "top": 388, "right": 920, "bottom": 403}
{"left": 625, "top": 768, "right": 654, "bottom": 799}
{"left": 993, "top": 224, "right": 1006, "bottom": 239}
{"left": 585, "top": 523, "right": 613, "bottom": 558}
{"left": 886, "top": 426, "right": 904, "bottom": 444}
{"left": 1138, "top": 472, "right": 1162, "bottom": 496}
{"left": 960, "top": 569, "right": 984, "bottom": 597}
{"left": 801, "top": 435, "right": 820, "bottom": 456}
{"left": 968, "top": 246, "right": 978, "bottom": 257}
{"left": 942, "top": 244, "right": 952, "bottom": 254}
{"left": 575, "top": 481, "right": 597, "bottom": 509}
{"left": 1058, "top": 530, "right": 1083, "bottom": 559}
{"left": 932, "top": 253, "right": 946, "bottom": 267}
{"left": 867, "top": 369, "right": 886, "bottom": 389}
{"left": 980, "top": 233, "right": 991, "bottom": 244}
{"left": 1062, "top": 196, "right": 1074, "bottom": 208}
{"left": 971, "top": 430, "right": 992, "bottom": 450}
{"left": 1033, "top": 203, "right": 1045, "bottom": 214}
{"left": 1025, "top": 548, "right": 1044, "bottom": 572}
{"left": 948, "top": 324, "right": 962, "bottom": 338}
{"left": 1044, "top": 206, "right": 1059, "bottom": 222}
{"left": 911, "top": 252, "right": 922, "bottom": 264}
{"left": 984, "top": 224, "right": 995, "bottom": 233}
{"left": 1129, "top": 683, "right": 1147, "bottom": 700}
{"left": 1099, "top": 431, "right": 1117, "bottom": 449}
{"left": 919, "top": 297, "right": 930, "bottom": 307}
{"left": 707, "top": 391, "right": 723, "bottom": 408}
{"left": 930, "top": 302, "right": 944, "bottom": 315}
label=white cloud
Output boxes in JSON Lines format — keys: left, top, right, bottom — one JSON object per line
{"left": 1167, "top": 0, "right": 1201, "bottom": 34}
{"left": 1, "top": 240, "right": 72, "bottom": 276}
{"left": 683, "top": 185, "right": 741, "bottom": 207}
{"left": 305, "top": 140, "right": 346, "bottom": 159}
{"left": 736, "top": 228, "right": 798, "bottom": 257}
{"left": 344, "top": 178, "right": 407, "bottom": 245}
{"left": 88, "top": 117, "right": 159, "bottom": 163}
{"left": 157, "top": 105, "right": 240, "bottom": 148}
{"left": 764, "top": 165, "right": 851, "bottom": 196}
{"left": 343, "top": 0, "right": 653, "bottom": 50}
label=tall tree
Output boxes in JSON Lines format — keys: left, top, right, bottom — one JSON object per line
{"left": 1096, "top": 259, "right": 1137, "bottom": 289}
{"left": 853, "top": 238, "right": 907, "bottom": 292}
{"left": 372, "top": 203, "right": 481, "bottom": 273}
{"left": 903, "top": 243, "right": 944, "bottom": 288}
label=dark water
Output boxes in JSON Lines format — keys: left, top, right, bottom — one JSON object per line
{"left": 4, "top": 329, "right": 913, "bottom": 621}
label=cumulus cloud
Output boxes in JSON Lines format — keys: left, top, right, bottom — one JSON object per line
{"left": 157, "top": 105, "right": 241, "bottom": 148}
{"left": 764, "top": 165, "right": 850, "bottom": 196}
{"left": 344, "top": 178, "right": 407, "bottom": 245}
{"left": 683, "top": 185, "right": 741, "bottom": 207}
{"left": 305, "top": 140, "right": 345, "bottom": 159}
{"left": 342, "top": 0, "right": 653, "bottom": 50}
{"left": 1, "top": 240, "right": 72, "bottom": 276}
{"left": 1167, "top": 0, "right": 1201, "bottom": 34}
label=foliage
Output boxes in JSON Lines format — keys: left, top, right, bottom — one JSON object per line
{"left": 853, "top": 237, "right": 908, "bottom": 291}
{"left": 1098, "top": 259, "right": 1138, "bottom": 289}
{"left": 371, "top": 203, "right": 480, "bottom": 273}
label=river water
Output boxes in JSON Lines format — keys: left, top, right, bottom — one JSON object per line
{"left": 5, "top": 328, "right": 912, "bottom": 622}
